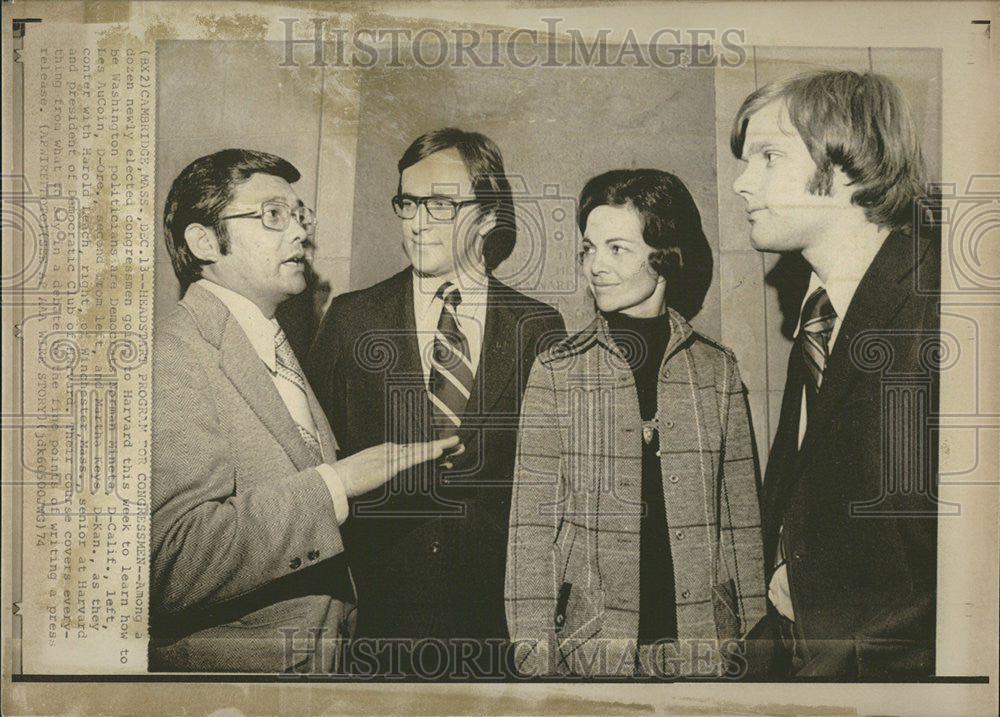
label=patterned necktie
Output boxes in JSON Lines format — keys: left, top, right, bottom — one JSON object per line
{"left": 428, "top": 282, "right": 474, "bottom": 438}
{"left": 772, "top": 288, "right": 838, "bottom": 605}
{"left": 273, "top": 327, "right": 323, "bottom": 463}
{"left": 799, "top": 286, "right": 837, "bottom": 396}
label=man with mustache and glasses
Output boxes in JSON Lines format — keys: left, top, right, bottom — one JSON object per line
{"left": 731, "top": 71, "right": 940, "bottom": 678}
{"left": 307, "top": 129, "right": 564, "bottom": 675}
{"left": 150, "top": 149, "right": 456, "bottom": 672}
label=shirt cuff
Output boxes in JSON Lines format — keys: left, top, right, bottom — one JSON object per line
{"left": 315, "top": 463, "right": 349, "bottom": 525}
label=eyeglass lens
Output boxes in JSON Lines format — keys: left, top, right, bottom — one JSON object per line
{"left": 392, "top": 196, "right": 459, "bottom": 221}
{"left": 261, "top": 202, "right": 315, "bottom": 231}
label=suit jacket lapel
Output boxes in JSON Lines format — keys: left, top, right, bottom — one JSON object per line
{"left": 800, "top": 231, "right": 920, "bottom": 453}
{"left": 219, "top": 316, "right": 320, "bottom": 472}
{"left": 182, "top": 283, "right": 320, "bottom": 472}
{"left": 392, "top": 269, "right": 431, "bottom": 442}
{"left": 466, "top": 279, "right": 518, "bottom": 423}
{"left": 763, "top": 341, "right": 807, "bottom": 547}
{"left": 393, "top": 269, "right": 424, "bottom": 378}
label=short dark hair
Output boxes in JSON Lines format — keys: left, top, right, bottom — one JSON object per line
{"left": 163, "top": 149, "right": 301, "bottom": 289}
{"left": 730, "top": 70, "right": 926, "bottom": 231}
{"left": 397, "top": 128, "right": 516, "bottom": 273}
{"left": 578, "top": 169, "right": 713, "bottom": 320}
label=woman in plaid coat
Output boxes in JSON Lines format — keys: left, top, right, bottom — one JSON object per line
{"left": 505, "top": 170, "right": 765, "bottom": 677}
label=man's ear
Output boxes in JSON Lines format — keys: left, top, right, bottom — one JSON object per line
{"left": 184, "top": 224, "right": 221, "bottom": 263}
{"left": 829, "top": 166, "right": 854, "bottom": 199}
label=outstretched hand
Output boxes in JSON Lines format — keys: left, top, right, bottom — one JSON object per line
{"left": 335, "top": 436, "right": 462, "bottom": 498}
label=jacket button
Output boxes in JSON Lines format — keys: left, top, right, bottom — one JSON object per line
{"left": 289, "top": 557, "right": 301, "bottom": 569}
{"left": 664, "top": 420, "right": 674, "bottom": 429}
{"left": 681, "top": 589, "right": 691, "bottom": 599}
{"left": 793, "top": 552, "right": 803, "bottom": 561}
{"left": 663, "top": 370, "right": 671, "bottom": 379}
{"left": 669, "top": 474, "right": 679, "bottom": 484}
{"left": 655, "top": 450, "right": 661, "bottom": 457}
{"left": 555, "top": 614, "right": 565, "bottom": 627}
{"left": 430, "top": 540, "right": 441, "bottom": 554}
{"left": 308, "top": 550, "right": 319, "bottom": 561}
{"left": 675, "top": 530, "right": 684, "bottom": 540}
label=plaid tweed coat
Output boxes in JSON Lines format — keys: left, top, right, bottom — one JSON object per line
{"left": 505, "top": 309, "right": 765, "bottom": 676}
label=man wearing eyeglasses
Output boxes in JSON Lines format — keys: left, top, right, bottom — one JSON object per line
{"left": 150, "top": 149, "right": 457, "bottom": 672}
{"left": 307, "top": 128, "right": 565, "bottom": 674}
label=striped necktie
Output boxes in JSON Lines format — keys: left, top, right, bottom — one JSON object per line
{"left": 772, "top": 288, "right": 838, "bottom": 610}
{"left": 273, "top": 327, "right": 323, "bottom": 464}
{"left": 799, "top": 286, "right": 837, "bottom": 397}
{"left": 428, "top": 282, "right": 474, "bottom": 438}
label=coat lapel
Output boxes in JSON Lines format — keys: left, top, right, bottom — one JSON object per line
{"left": 389, "top": 269, "right": 432, "bottom": 442}
{"left": 182, "top": 283, "right": 320, "bottom": 473}
{"left": 762, "top": 342, "right": 807, "bottom": 551}
{"left": 465, "top": 279, "right": 518, "bottom": 424}
{"left": 799, "top": 231, "right": 922, "bottom": 454}
{"left": 391, "top": 269, "right": 425, "bottom": 378}
{"left": 219, "top": 319, "right": 319, "bottom": 471}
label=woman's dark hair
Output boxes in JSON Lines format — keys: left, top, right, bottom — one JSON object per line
{"left": 578, "top": 169, "right": 713, "bottom": 319}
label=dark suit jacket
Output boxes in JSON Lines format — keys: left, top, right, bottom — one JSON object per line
{"left": 307, "top": 268, "right": 565, "bottom": 645}
{"left": 762, "top": 231, "right": 939, "bottom": 679}
{"left": 150, "top": 283, "right": 354, "bottom": 672}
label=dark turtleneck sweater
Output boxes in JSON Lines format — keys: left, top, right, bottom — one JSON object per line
{"left": 603, "top": 310, "right": 678, "bottom": 644}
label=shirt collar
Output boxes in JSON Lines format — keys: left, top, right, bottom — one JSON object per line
{"left": 197, "top": 279, "right": 280, "bottom": 371}
{"left": 412, "top": 268, "right": 489, "bottom": 320}
{"left": 794, "top": 232, "right": 887, "bottom": 337}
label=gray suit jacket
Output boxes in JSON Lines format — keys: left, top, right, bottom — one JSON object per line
{"left": 149, "top": 282, "right": 354, "bottom": 672}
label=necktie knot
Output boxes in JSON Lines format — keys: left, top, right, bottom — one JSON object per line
{"left": 800, "top": 287, "right": 836, "bottom": 336}
{"left": 798, "top": 287, "right": 837, "bottom": 396}
{"left": 436, "top": 281, "right": 462, "bottom": 309}
{"left": 274, "top": 327, "right": 294, "bottom": 360}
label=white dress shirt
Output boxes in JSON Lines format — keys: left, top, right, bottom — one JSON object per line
{"left": 412, "top": 270, "right": 489, "bottom": 384}
{"left": 770, "top": 233, "right": 888, "bottom": 621}
{"left": 197, "top": 280, "right": 349, "bottom": 524}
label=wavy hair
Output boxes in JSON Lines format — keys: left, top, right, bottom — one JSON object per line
{"left": 163, "top": 149, "right": 300, "bottom": 289}
{"left": 730, "top": 70, "right": 926, "bottom": 231}
{"left": 578, "top": 169, "right": 713, "bottom": 320}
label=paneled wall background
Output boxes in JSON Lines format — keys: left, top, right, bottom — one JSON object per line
{"left": 156, "top": 41, "right": 940, "bottom": 469}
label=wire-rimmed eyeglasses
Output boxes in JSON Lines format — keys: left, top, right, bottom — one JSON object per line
{"left": 219, "top": 200, "right": 316, "bottom": 233}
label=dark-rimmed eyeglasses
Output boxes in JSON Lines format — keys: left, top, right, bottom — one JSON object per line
{"left": 391, "top": 194, "right": 479, "bottom": 221}
{"left": 219, "top": 201, "right": 316, "bottom": 233}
